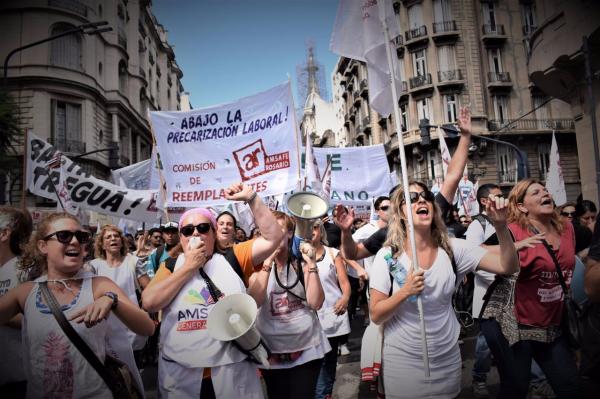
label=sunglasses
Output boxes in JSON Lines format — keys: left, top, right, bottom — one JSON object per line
{"left": 378, "top": 205, "right": 390, "bottom": 211}
{"left": 180, "top": 223, "right": 212, "bottom": 237}
{"left": 561, "top": 211, "right": 575, "bottom": 217}
{"left": 44, "top": 230, "right": 91, "bottom": 245}
{"left": 402, "top": 191, "right": 435, "bottom": 204}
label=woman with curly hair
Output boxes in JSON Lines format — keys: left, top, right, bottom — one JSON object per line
{"left": 0, "top": 212, "right": 154, "bottom": 398}
{"left": 368, "top": 181, "right": 518, "bottom": 398}
{"left": 480, "top": 179, "right": 582, "bottom": 398}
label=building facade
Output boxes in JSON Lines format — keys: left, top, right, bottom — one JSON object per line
{"left": 333, "top": 0, "right": 583, "bottom": 200}
{"left": 0, "top": 0, "right": 185, "bottom": 206}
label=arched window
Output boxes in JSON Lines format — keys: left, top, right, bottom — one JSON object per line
{"left": 50, "top": 23, "right": 82, "bottom": 70}
{"left": 119, "top": 60, "right": 128, "bottom": 93}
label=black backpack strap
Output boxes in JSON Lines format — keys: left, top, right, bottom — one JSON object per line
{"left": 223, "top": 246, "right": 245, "bottom": 283}
{"left": 165, "top": 257, "right": 177, "bottom": 273}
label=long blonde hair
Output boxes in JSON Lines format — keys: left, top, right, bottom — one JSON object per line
{"left": 507, "top": 179, "right": 563, "bottom": 233}
{"left": 94, "top": 224, "right": 127, "bottom": 259}
{"left": 385, "top": 181, "right": 453, "bottom": 259}
{"left": 19, "top": 212, "right": 81, "bottom": 281}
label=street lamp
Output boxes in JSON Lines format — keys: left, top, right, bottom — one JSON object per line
{"left": 419, "top": 119, "right": 530, "bottom": 179}
{"left": 3, "top": 21, "right": 112, "bottom": 86}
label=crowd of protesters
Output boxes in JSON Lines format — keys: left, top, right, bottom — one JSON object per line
{"left": 0, "top": 106, "right": 599, "bottom": 399}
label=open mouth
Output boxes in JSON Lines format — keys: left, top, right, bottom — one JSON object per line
{"left": 416, "top": 207, "right": 429, "bottom": 216}
{"left": 65, "top": 249, "right": 80, "bottom": 258}
{"left": 541, "top": 198, "right": 552, "bottom": 206}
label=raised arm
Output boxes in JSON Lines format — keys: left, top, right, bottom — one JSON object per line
{"left": 300, "top": 242, "right": 324, "bottom": 310}
{"left": 439, "top": 106, "right": 472, "bottom": 204}
{"left": 333, "top": 204, "right": 374, "bottom": 260}
{"left": 476, "top": 195, "right": 519, "bottom": 275}
{"left": 225, "top": 183, "right": 283, "bottom": 265}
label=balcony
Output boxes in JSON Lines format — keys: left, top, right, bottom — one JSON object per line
{"left": 49, "top": 138, "right": 86, "bottom": 155}
{"left": 437, "top": 69, "right": 464, "bottom": 88}
{"left": 359, "top": 79, "right": 368, "bottom": 97}
{"left": 117, "top": 27, "right": 127, "bottom": 49}
{"left": 394, "top": 35, "right": 405, "bottom": 56}
{"left": 487, "top": 72, "right": 512, "bottom": 91}
{"left": 482, "top": 24, "right": 507, "bottom": 45}
{"left": 404, "top": 25, "right": 428, "bottom": 47}
{"left": 409, "top": 73, "right": 433, "bottom": 92}
{"left": 432, "top": 20, "right": 459, "bottom": 43}
{"left": 48, "top": 0, "right": 87, "bottom": 17}
{"left": 488, "top": 118, "right": 575, "bottom": 132}
{"left": 498, "top": 170, "right": 518, "bottom": 185}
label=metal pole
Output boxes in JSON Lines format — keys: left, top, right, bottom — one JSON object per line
{"left": 583, "top": 35, "right": 600, "bottom": 203}
{"left": 379, "top": 1, "right": 430, "bottom": 376}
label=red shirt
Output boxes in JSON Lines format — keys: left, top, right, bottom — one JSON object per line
{"left": 509, "top": 222, "right": 575, "bottom": 327}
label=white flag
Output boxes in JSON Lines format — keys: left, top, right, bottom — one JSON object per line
{"left": 57, "top": 161, "right": 79, "bottom": 215}
{"left": 321, "top": 158, "right": 332, "bottom": 201}
{"left": 546, "top": 132, "right": 567, "bottom": 206}
{"left": 438, "top": 129, "right": 451, "bottom": 178}
{"left": 304, "top": 134, "right": 323, "bottom": 193}
{"left": 330, "top": 0, "right": 402, "bottom": 117}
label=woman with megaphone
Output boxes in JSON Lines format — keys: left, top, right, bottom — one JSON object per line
{"left": 248, "top": 211, "right": 331, "bottom": 399}
{"left": 142, "top": 183, "right": 284, "bottom": 399}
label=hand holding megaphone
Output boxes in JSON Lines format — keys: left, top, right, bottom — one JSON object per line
{"left": 299, "top": 241, "right": 317, "bottom": 263}
{"left": 183, "top": 236, "right": 208, "bottom": 271}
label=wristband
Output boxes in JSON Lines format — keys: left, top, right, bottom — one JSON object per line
{"left": 103, "top": 292, "right": 119, "bottom": 310}
{"left": 308, "top": 267, "right": 319, "bottom": 274}
{"left": 245, "top": 192, "right": 258, "bottom": 205}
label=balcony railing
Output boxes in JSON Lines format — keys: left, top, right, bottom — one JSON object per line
{"left": 433, "top": 20, "right": 457, "bottom": 33}
{"left": 394, "top": 36, "right": 403, "bottom": 47}
{"left": 49, "top": 138, "right": 86, "bottom": 154}
{"left": 488, "top": 119, "right": 575, "bottom": 131}
{"left": 400, "top": 81, "right": 408, "bottom": 93}
{"left": 405, "top": 25, "right": 427, "bottom": 42}
{"left": 488, "top": 72, "right": 511, "bottom": 83}
{"left": 409, "top": 73, "right": 432, "bottom": 89}
{"left": 498, "top": 171, "right": 518, "bottom": 184}
{"left": 118, "top": 27, "right": 127, "bottom": 49}
{"left": 438, "top": 69, "right": 463, "bottom": 82}
{"left": 48, "top": 0, "right": 87, "bottom": 17}
{"left": 482, "top": 24, "right": 505, "bottom": 36}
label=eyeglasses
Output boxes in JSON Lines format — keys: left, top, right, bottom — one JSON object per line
{"left": 402, "top": 191, "right": 435, "bottom": 204}
{"left": 44, "top": 230, "right": 91, "bottom": 245}
{"left": 378, "top": 205, "right": 390, "bottom": 211}
{"left": 561, "top": 212, "right": 576, "bottom": 217}
{"left": 180, "top": 223, "right": 212, "bottom": 237}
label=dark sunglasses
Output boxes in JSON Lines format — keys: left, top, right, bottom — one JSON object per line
{"left": 402, "top": 191, "right": 435, "bottom": 204}
{"left": 44, "top": 230, "right": 91, "bottom": 245}
{"left": 378, "top": 205, "right": 390, "bottom": 211}
{"left": 180, "top": 223, "right": 212, "bottom": 237}
{"left": 561, "top": 211, "right": 575, "bottom": 217}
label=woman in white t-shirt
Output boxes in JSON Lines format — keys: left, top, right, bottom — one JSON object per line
{"left": 248, "top": 211, "right": 330, "bottom": 399}
{"left": 369, "top": 181, "right": 519, "bottom": 398}
{"left": 310, "top": 220, "right": 351, "bottom": 399}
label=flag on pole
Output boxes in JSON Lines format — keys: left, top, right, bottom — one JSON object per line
{"left": 304, "top": 134, "right": 323, "bottom": 193}
{"left": 438, "top": 129, "right": 451, "bottom": 178}
{"left": 546, "top": 132, "right": 567, "bottom": 206}
{"left": 330, "top": 0, "right": 402, "bottom": 117}
{"left": 321, "top": 158, "right": 332, "bottom": 201}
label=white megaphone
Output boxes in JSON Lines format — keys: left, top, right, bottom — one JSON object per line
{"left": 285, "top": 191, "right": 329, "bottom": 240}
{"left": 207, "top": 293, "right": 270, "bottom": 368}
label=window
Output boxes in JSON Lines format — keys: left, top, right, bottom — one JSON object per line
{"left": 400, "top": 103, "right": 409, "bottom": 132}
{"left": 493, "top": 95, "right": 509, "bottom": 123}
{"left": 118, "top": 60, "right": 128, "bottom": 93}
{"left": 408, "top": 4, "right": 424, "bottom": 29}
{"left": 52, "top": 100, "right": 82, "bottom": 152}
{"left": 412, "top": 50, "right": 427, "bottom": 76}
{"left": 417, "top": 97, "right": 433, "bottom": 123}
{"left": 412, "top": 152, "right": 425, "bottom": 180}
{"left": 497, "top": 144, "right": 517, "bottom": 183}
{"left": 443, "top": 94, "right": 458, "bottom": 123}
{"left": 437, "top": 45, "right": 456, "bottom": 72}
{"left": 533, "top": 95, "right": 550, "bottom": 128}
{"left": 488, "top": 48, "right": 503, "bottom": 73}
{"left": 482, "top": 2, "right": 497, "bottom": 28}
{"left": 396, "top": 57, "right": 406, "bottom": 81}
{"left": 537, "top": 142, "right": 551, "bottom": 180}
{"left": 50, "top": 23, "right": 82, "bottom": 70}
{"left": 521, "top": 3, "right": 537, "bottom": 35}
{"left": 433, "top": 0, "right": 453, "bottom": 22}
{"left": 427, "top": 149, "right": 443, "bottom": 181}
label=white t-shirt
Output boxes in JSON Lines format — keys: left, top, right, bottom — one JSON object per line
{"left": 465, "top": 216, "right": 497, "bottom": 317}
{"left": 0, "top": 257, "right": 25, "bottom": 384}
{"left": 352, "top": 222, "right": 379, "bottom": 276}
{"left": 370, "top": 238, "right": 486, "bottom": 359}
{"left": 316, "top": 247, "right": 351, "bottom": 338}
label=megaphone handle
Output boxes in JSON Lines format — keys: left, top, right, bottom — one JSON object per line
{"left": 230, "top": 339, "right": 271, "bottom": 364}
{"left": 199, "top": 269, "right": 223, "bottom": 303}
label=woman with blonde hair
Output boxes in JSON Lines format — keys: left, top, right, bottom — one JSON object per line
{"left": 480, "top": 179, "right": 582, "bottom": 398}
{"left": 368, "top": 181, "right": 518, "bottom": 398}
{"left": 0, "top": 212, "right": 154, "bottom": 398}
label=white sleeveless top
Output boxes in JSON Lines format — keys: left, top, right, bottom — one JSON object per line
{"left": 160, "top": 253, "right": 248, "bottom": 368}
{"left": 256, "top": 263, "right": 323, "bottom": 354}
{"left": 316, "top": 247, "right": 351, "bottom": 338}
{"left": 22, "top": 273, "right": 111, "bottom": 398}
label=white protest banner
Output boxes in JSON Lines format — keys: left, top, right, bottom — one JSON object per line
{"left": 26, "top": 133, "right": 160, "bottom": 222}
{"left": 111, "top": 159, "right": 159, "bottom": 190}
{"left": 150, "top": 82, "right": 300, "bottom": 207}
{"left": 311, "top": 144, "right": 392, "bottom": 204}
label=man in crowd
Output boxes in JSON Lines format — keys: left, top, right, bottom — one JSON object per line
{"left": 149, "top": 226, "right": 164, "bottom": 249}
{"left": 145, "top": 222, "right": 179, "bottom": 278}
